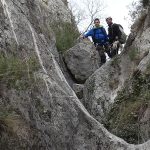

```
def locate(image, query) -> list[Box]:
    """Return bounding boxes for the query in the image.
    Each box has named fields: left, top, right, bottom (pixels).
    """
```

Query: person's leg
left=111, top=43, right=119, bottom=58
left=96, top=45, right=106, bottom=64
left=114, top=46, right=119, bottom=56
left=100, top=54, right=106, bottom=64
left=112, top=48, right=118, bottom=57
left=105, top=44, right=112, bottom=58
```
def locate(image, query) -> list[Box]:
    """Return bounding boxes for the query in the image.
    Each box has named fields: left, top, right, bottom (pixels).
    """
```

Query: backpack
left=117, top=24, right=127, bottom=44
left=92, top=27, right=105, bottom=45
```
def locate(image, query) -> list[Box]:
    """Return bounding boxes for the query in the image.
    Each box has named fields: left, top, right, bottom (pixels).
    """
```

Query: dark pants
left=110, top=47, right=119, bottom=58
left=96, top=44, right=111, bottom=64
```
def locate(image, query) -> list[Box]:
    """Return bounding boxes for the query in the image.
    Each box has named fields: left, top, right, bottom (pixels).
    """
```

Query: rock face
left=105, top=5, right=150, bottom=144
left=72, top=83, right=84, bottom=99
left=83, top=58, right=122, bottom=123
left=0, top=0, right=150, bottom=149
left=83, top=3, right=150, bottom=145
left=64, top=40, right=100, bottom=82
left=140, top=105, right=150, bottom=142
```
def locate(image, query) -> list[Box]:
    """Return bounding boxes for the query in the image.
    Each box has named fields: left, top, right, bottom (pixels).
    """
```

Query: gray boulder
left=64, top=40, right=100, bottom=82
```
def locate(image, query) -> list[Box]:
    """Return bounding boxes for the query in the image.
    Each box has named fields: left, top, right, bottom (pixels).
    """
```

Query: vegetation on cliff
left=105, top=70, right=150, bottom=144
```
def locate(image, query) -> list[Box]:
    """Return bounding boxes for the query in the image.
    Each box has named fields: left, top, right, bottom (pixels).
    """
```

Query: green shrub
left=105, top=72, right=150, bottom=144
left=0, top=54, right=40, bottom=90
left=51, top=22, right=79, bottom=52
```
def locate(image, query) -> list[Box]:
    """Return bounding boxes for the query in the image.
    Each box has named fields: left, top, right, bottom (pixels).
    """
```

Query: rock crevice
left=0, top=0, right=150, bottom=149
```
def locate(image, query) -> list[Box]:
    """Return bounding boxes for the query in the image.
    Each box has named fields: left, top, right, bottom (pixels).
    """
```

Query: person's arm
left=107, top=27, right=113, bottom=44
left=114, top=24, right=121, bottom=40
left=101, top=27, right=109, bottom=42
left=84, top=29, right=94, bottom=38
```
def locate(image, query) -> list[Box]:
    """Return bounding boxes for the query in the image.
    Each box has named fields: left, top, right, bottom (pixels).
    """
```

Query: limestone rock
left=64, top=40, right=100, bottom=82
left=139, top=106, right=150, bottom=143
left=83, top=58, right=123, bottom=123
left=0, top=0, right=150, bottom=149
left=83, top=3, right=150, bottom=145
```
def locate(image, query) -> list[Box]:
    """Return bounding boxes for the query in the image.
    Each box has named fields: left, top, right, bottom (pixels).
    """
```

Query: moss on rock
left=128, top=48, right=140, bottom=62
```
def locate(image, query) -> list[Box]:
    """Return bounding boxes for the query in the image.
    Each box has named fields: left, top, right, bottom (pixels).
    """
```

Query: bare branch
left=126, top=0, right=143, bottom=26
left=68, top=0, right=106, bottom=31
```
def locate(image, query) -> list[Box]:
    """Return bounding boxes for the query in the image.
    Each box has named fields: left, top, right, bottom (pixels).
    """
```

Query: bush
left=51, top=22, right=79, bottom=52
left=0, top=54, right=40, bottom=90
left=105, top=72, right=150, bottom=144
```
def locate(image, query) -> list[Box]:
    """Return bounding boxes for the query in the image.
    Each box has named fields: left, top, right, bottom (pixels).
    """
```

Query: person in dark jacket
left=82, top=18, right=111, bottom=65
left=106, top=17, right=122, bottom=57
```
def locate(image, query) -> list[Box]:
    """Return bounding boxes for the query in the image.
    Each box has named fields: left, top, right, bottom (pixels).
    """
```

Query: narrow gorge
left=0, top=0, right=150, bottom=150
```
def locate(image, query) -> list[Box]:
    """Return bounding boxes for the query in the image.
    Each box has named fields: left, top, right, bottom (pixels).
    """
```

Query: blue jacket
left=84, top=26, right=108, bottom=45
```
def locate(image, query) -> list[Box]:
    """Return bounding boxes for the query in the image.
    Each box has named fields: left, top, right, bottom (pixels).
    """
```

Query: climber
left=81, top=18, right=111, bottom=65
left=106, top=17, right=127, bottom=57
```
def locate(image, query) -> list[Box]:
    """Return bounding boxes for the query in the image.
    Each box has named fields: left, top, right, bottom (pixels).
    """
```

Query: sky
left=104, top=0, right=135, bottom=34
left=68, top=0, right=139, bottom=35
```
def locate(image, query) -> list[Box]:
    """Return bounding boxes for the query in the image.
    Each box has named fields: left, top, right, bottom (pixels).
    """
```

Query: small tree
left=83, top=0, right=106, bottom=25
left=68, top=1, right=86, bottom=25
left=126, top=0, right=149, bottom=26
left=68, top=0, right=106, bottom=32
left=127, top=1, right=143, bottom=24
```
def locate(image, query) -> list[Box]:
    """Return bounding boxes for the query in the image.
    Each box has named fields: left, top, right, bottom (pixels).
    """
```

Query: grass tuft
left=0, top=54, right=40, bottom=90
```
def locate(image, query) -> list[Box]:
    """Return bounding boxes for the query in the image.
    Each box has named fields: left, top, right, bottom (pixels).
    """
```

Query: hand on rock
left=112, top=41, right=119, bottom=49
left=80, top=34, right=85, bottom=39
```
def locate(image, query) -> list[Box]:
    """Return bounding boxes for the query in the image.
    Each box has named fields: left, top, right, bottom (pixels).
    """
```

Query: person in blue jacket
left=82, top=18, right=111, bottom=65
